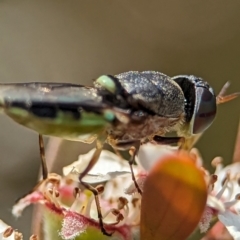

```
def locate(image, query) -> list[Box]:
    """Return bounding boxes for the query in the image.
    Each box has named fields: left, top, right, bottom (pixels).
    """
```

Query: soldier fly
left=0, top=71, right=238, bottom=236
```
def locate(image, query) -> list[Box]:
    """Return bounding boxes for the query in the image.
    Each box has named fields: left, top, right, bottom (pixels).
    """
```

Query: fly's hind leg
left=78, top=141, right=113, bottom=236
left=39, top=134, right=48, bottom=179
left=115, top=140, right=142, bottom=195
left=15, top=135, right=48, bottom=203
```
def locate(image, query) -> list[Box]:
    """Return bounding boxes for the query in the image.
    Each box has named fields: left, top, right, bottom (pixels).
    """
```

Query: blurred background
left=0, top=0, right=240, bottom=237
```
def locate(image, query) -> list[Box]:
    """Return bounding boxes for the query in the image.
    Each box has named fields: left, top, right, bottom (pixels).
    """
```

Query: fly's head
left=172, top=75, right=217, bottom=136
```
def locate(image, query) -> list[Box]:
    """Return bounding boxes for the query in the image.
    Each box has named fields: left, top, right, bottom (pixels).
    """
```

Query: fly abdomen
left=0, top=83, right=115, bottom=140
left=30, top=104, right=59, bottom=119
left=31, top=104, right=82, bottom=120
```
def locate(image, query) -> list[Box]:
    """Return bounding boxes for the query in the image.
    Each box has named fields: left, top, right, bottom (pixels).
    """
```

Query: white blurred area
left=0, top=0, right=240, bottom=236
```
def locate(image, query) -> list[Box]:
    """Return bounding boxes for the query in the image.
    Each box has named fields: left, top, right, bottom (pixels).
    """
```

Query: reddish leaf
left=141, top=152, right=207, bottom=240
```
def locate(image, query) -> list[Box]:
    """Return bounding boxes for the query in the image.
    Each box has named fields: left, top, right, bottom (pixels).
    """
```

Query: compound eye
left=192, top=86, right=216, bottom=134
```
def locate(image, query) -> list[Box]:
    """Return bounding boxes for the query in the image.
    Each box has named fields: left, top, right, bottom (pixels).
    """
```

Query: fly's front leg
left=180, top=134, right=202, bottom=150
left=153, top=135, right=200, bottom=150
left=115, top=140, right=142, bottom=195
left=153, top=135, right=185, bottom=146
left=78, top=141, right=113, bottom=237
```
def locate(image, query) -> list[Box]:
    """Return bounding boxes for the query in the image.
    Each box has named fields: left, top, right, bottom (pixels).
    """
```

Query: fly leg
left=180, top=135, right=202, bottom=150
left=15, top=135, right=49, bottom=202
left=78, top=141, right=113, bottom=236
left=39, top=136, right=111, bottom=235
left=153, top=135, right=185, bottom=146
left=115, top=140, right=142, bottom=195
left=39, top=134, right=48, bottom=179
left=153, top=135, right=198, bottom=150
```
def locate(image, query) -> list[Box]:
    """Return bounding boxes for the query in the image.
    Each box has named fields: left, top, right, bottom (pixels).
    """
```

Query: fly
left=0, top=71, right=238, bottom=236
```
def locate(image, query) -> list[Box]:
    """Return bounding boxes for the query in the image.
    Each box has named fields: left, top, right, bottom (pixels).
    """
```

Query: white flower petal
left=82, top=171, right=131, bottom=184
left=207, top=195, right=225, bottom=212
left=214, top=162, right=240, bottom=199
left=0, top=220, right=9, bottom=233
left=0, top=220, right=14, bottom=240
left=103, top=174, right=134, bottom=201
left=137, top=143, right=177, bottom=171
left=63, top=149, right=136, bottom=184
left=218, top=211, right=240, bottom=240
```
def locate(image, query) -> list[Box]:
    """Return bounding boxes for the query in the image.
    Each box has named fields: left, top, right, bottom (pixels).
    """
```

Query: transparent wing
left=0, top=82, right=105, bottom=111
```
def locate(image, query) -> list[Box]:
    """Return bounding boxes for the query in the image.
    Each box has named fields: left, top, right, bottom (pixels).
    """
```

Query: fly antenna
left=216, top=81, right=240, bottom=104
